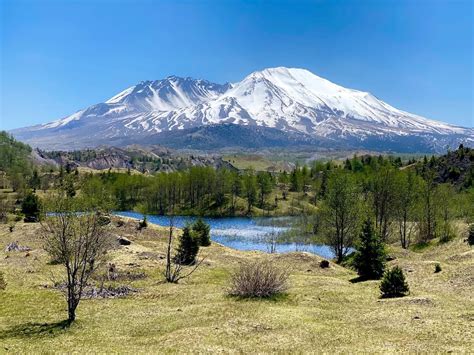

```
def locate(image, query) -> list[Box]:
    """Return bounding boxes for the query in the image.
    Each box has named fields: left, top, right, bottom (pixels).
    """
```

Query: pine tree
left=353, top=218, right=386, bottom=279
left=174, top=225, right=200, bottom=265
left=193, top=218, right=211, bottom=246
left=380, top=266, right=409, bottom=298
left=29, top=170, right=41, bottom=191
left=21, top=191, right=41, bottom=222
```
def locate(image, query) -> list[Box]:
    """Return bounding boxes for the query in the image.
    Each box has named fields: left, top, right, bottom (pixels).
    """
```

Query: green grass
left=0, top=218, right=473, bottom=352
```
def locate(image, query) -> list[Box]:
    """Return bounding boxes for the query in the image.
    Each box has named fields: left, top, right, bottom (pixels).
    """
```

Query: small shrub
left=96, top=212, right=111, bottom=226
left=434, top=263, right=442, bottom=273
left=467, top=224, right=474, bottom=246
left=380, top=266, right=409, bottom=298
left=228, top=259, right=289, bottom=298
left=193, top=218, right=211, bottom=246
left=319, top=260, right=330, bottom=268
left=0, top=271, right=6, bottom=290
left=137, top=216, right=148, bottom=230
left=439, top=223, right=455, bottom=244
left=174, top=225, right=200, bottom=265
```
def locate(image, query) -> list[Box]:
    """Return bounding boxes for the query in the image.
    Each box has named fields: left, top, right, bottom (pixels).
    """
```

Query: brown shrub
left=228, top=259, right=289, bottom=298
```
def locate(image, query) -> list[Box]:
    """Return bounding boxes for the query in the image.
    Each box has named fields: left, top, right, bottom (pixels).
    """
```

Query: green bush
left=353, top=219, right=386, bottom=280
left=174, top=225, right=200, bottom=265
left=137, top=216, right=147, bottom=230
left=319, top=260, right=330, bottom=268
left=193, top=218, right=211, bottom=246
left=468, top=224, right=474, bottom=246
left=380, top=266, right=409, bottom=298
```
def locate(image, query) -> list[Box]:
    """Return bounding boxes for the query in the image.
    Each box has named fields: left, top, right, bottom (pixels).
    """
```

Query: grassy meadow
left=0, top=217, right=472, bottom=353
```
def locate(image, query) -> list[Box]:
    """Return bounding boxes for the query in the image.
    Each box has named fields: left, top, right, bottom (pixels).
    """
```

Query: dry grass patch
left=0, top=219, right=473, bottom=352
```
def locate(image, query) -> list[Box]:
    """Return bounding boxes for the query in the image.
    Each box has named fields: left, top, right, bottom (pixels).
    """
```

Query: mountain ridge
left=10, top=67, right=473, bottom=152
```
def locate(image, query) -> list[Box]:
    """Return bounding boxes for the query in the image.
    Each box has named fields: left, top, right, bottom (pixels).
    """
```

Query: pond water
left=114, top=211, right=336, bottom=259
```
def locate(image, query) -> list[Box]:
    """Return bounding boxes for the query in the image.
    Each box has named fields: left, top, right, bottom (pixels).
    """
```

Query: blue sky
left=1, top=0, right=473, bottom=130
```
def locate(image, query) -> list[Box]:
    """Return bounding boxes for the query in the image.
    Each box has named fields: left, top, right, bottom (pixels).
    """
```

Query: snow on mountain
left=10, top=67, right=473, bottom=151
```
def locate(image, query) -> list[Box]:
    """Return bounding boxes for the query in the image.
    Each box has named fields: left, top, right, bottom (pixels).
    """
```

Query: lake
left=114, top=211, right=336, bottom=259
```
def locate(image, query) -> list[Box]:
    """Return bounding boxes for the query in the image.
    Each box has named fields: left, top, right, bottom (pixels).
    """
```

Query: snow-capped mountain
left=11, top=67, right=473, bottom=151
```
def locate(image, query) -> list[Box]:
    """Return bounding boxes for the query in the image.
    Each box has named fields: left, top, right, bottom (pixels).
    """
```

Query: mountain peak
left=11, top=67, right=473, bottom=152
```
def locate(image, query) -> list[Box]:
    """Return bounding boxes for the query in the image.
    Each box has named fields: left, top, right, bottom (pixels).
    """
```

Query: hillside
left=417, top=145, right=474, bottom=188
left=39, top=146, right=236, bottom=173
left=0, top=131, right=33, bottom=174
left=0, top=217, right=472, bottom=352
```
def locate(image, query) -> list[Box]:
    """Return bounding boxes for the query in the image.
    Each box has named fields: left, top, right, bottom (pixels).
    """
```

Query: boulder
left=5, top=241, right=32, bottom=252
left=117, top=236, right=132, bottom=246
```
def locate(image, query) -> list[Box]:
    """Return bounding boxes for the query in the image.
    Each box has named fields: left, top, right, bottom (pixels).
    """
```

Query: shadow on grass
left=349, top=275, right=382, bottom=283
left=226, top=292, right=290, bottom=303
left=0, top=320, right=70, bottom=340
left=349, top=275, right=369, bottom=283
left=410, top=241, right=432, bottom=252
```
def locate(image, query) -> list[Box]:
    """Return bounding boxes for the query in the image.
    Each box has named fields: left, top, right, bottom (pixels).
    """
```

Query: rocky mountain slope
left=39, top=146, right=235, bottom=173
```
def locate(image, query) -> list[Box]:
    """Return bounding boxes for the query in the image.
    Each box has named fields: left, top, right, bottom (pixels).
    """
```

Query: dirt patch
left=52, top=282, right=137, bottom=299
left=446, top=250, right=474, bottom=262
left=137, top=251, right=165, bottom=261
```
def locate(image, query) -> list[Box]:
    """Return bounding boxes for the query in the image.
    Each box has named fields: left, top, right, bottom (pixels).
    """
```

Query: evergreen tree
left=193, top=218, right=211, bottom=246
left=21, top=191, right=41, bottom=222
left=243, top=169, right=257, bottom=214
left=380, top=266, right=409, bottom=298
left=257, top=172, right=273, bottom=209
left=174, top=225, right=200, bottom=265
left=353, top=218, right=386, bottom=279
left=29, top=170, right=41, bottom=191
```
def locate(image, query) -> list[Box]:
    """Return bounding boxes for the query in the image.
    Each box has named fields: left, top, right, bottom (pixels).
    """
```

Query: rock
left=117, top=236, right=132, bottom=246
left=5, top=242, right=32, bottom=252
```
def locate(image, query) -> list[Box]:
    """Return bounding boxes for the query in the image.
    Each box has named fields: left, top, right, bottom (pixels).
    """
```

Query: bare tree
left=41, top=195, right=114, bottom=324
left=266, top=229, right=278, bottom=254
